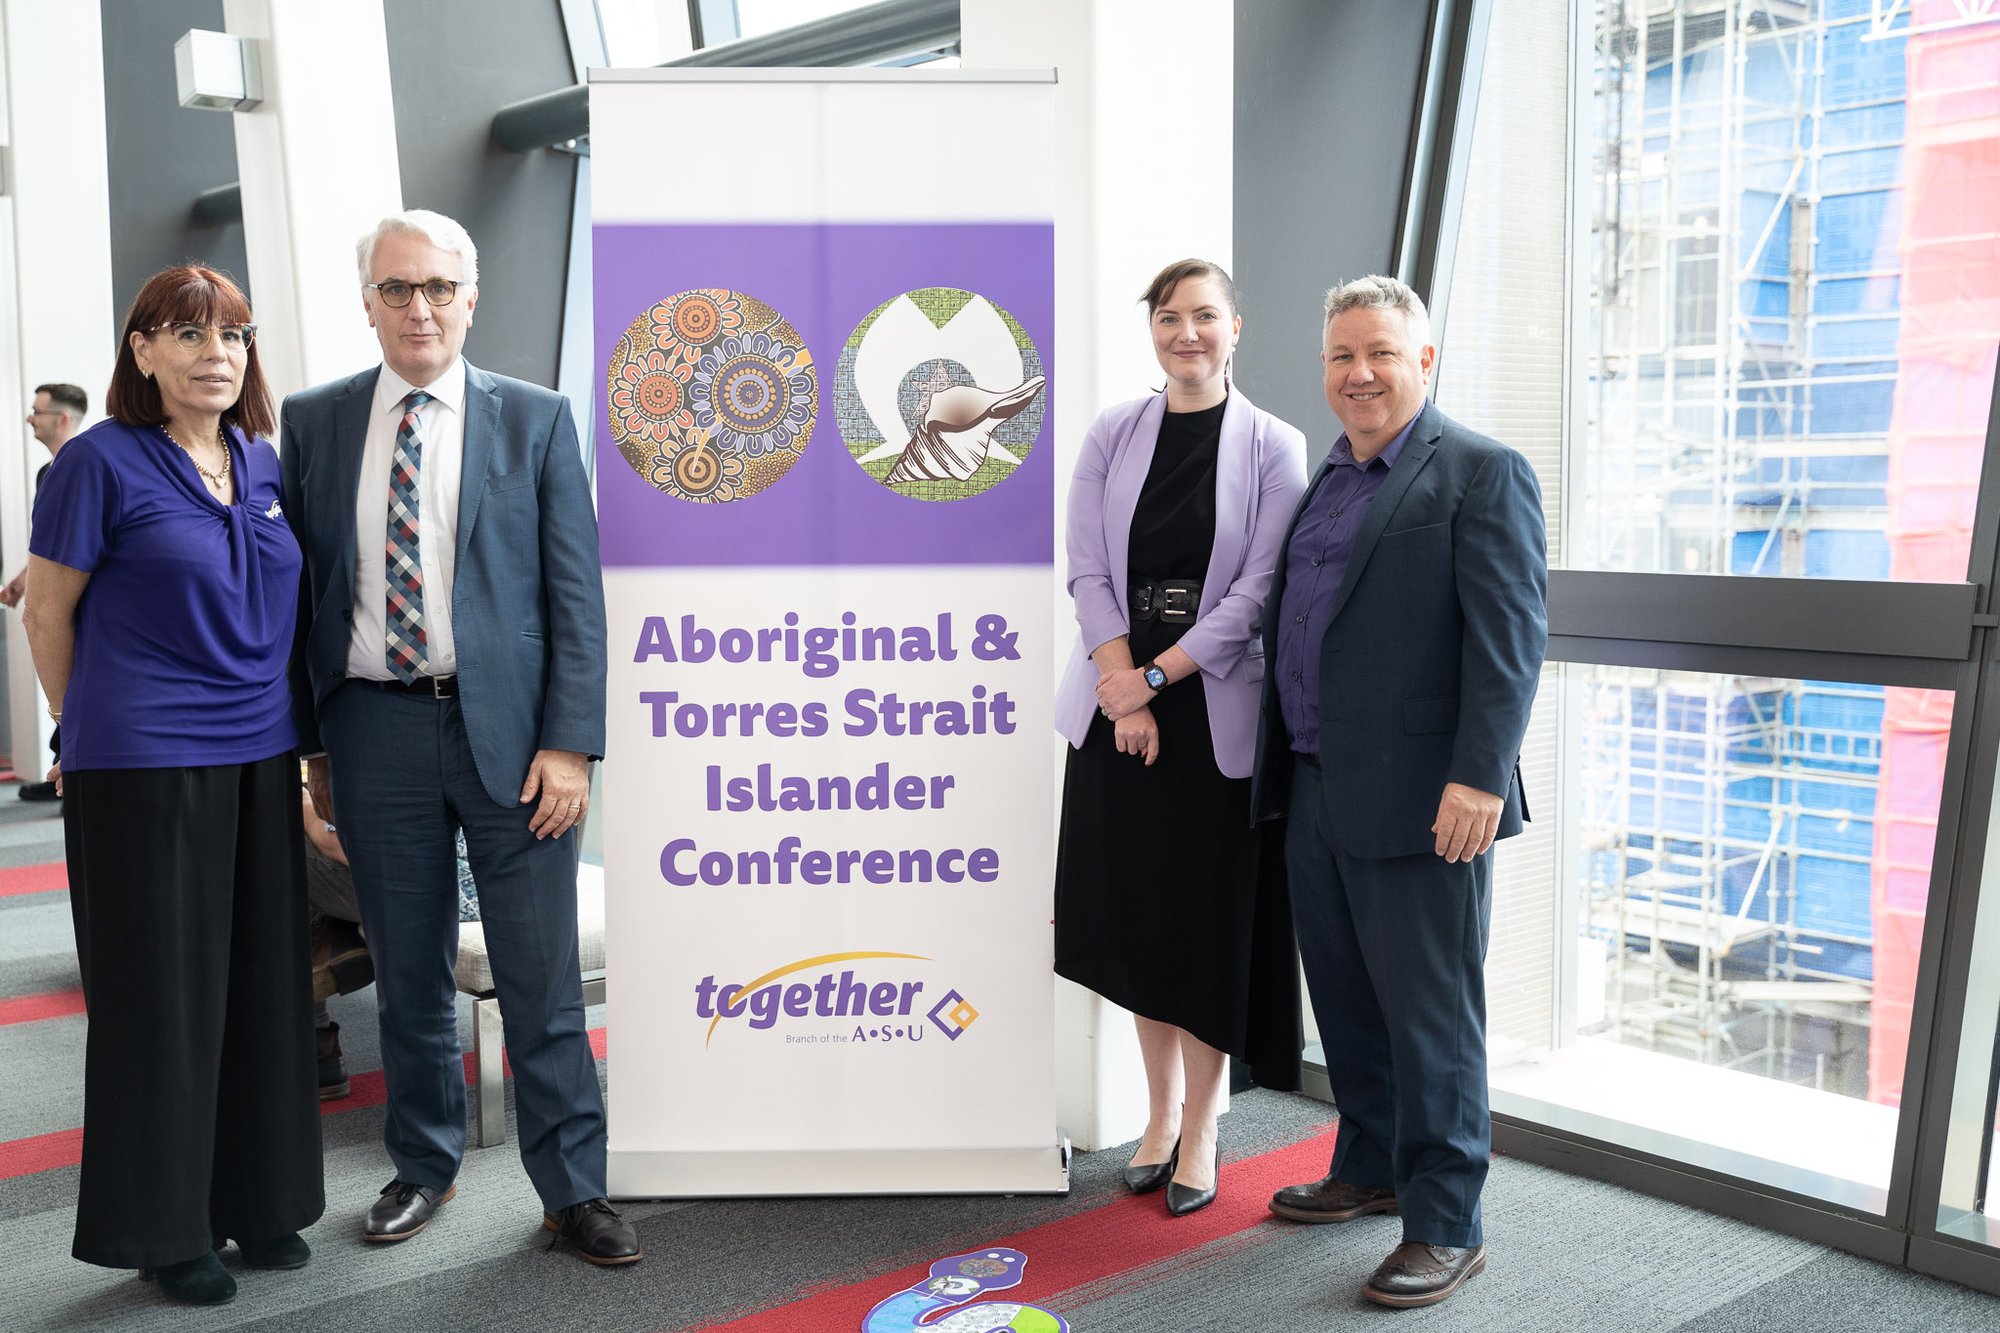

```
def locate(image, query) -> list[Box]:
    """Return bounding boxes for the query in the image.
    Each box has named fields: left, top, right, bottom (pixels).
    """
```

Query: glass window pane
left=1490, top=663, right=1947, bottom=1211
left=1579, top=1, right=2000, bottom=580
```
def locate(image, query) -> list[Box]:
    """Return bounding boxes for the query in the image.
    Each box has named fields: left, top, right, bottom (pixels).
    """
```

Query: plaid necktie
left=385, top=390, right=433, bottom=682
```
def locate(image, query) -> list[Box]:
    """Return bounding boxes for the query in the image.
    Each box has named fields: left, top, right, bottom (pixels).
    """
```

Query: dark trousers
left=1284, top=756, right=1492, bottom=1248
left=320, top=683, right=605, bottom=1209
left=64, top=754, right=324, bottom=1268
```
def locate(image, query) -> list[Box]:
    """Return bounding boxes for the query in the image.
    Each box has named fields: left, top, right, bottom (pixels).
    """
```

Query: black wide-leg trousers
left=64, top=752, right=325, bottom=1269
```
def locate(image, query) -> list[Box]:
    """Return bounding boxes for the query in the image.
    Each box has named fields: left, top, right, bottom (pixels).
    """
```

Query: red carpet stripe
left=0, top=862, right=66, bottom=898
left=0, top=1127, right=83, bottom=1180
left=0, top=1024, right=612, bottom=1180
left=681, top=1128, right=1339, bottom=1333
left=0, top=987, right=85, bottom=1026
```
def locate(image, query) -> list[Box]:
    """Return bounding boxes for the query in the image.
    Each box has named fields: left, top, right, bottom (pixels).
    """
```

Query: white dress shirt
left=345, top=358, right=465, bottom=680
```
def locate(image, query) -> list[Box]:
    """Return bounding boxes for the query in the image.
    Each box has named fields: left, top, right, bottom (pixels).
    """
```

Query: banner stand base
left=609, top=1136, right=1071, bottom=1199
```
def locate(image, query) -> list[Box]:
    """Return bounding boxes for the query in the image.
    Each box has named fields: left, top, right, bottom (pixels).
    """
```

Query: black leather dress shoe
left=364, top=1179, right=455, bottom=1241
left=1363, top=1242, right=1486, bottom=1307
left=1121, top=1137, right=1179, bottom=1195
left=544, top=1198, right=643, bottom=1265
left=1268, top=1172, right=1399, bottom=1224
left=141, top=1251, right=236, bottom=1305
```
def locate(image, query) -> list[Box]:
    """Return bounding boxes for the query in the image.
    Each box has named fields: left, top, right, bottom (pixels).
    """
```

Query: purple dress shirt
left=1274, top=419, right=1419, bottom=755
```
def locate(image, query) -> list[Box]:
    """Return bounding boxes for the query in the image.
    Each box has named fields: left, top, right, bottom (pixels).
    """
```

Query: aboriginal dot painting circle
left=605, top=288, right=816, bottom=504
left=833, top=288, right=1046, bottom=502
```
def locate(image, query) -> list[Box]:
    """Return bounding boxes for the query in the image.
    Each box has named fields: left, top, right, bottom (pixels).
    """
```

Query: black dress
left=1053, top=401, right=1301, bottom=1091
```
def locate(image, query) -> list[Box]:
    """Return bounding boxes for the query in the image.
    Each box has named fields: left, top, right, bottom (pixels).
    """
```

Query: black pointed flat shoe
left=1122, top=1137, right=1180, bottom=1195
left=231, top=1232, right=311, bottom=1270
left=140, top=1251, right=236, bottom=1305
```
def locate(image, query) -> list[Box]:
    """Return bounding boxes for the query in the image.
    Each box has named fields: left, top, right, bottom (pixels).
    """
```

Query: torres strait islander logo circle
left=694, top=951, right=981, bottom=1048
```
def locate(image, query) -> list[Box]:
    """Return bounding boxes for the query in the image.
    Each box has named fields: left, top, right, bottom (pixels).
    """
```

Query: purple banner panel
left=593, top=223, right=1055, bottom=569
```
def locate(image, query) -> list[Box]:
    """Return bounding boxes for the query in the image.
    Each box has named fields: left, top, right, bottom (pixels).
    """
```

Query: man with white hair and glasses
left=1252, top=275, right=1546, bottom=1307
left=281, top=209, right=636, bottom=1265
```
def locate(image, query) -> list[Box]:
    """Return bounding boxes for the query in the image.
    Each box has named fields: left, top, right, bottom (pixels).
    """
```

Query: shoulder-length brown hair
left=105, top=265, right=275, bottom=439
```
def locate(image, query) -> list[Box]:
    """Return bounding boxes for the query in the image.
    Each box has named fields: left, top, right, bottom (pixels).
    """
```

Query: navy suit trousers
left=1285, top=756, right=1491, bottom=1248
left=321, top=682, right=605, bottom=1209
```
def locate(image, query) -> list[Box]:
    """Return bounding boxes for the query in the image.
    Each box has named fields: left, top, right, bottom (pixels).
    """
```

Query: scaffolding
left=1579, top=670, right=1880, bottom=1085
left=1583, top=1, right=1932, bottom=1093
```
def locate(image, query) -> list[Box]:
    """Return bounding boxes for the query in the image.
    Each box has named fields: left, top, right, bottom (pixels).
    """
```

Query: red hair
left=105, top=265, right=275, bottom=439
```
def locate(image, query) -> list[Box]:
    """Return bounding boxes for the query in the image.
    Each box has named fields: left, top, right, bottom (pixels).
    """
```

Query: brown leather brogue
left=1363, top=1242, right=1486, bottom=1307
left=1267, top=1173, right=1399, bottom=1224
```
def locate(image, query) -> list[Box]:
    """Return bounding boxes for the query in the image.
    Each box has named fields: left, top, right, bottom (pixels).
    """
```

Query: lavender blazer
left=1056, top=387, right=1307, bottom=778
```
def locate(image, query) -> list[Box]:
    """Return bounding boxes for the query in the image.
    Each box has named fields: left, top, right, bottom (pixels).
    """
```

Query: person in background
left=24, top=267, right=321, bottom=1306
left=5, top=382, right=89, bottom=802
left=1054, top=258, right=1307, bottom=1219
left=301, top=791, right=482, bottom=1099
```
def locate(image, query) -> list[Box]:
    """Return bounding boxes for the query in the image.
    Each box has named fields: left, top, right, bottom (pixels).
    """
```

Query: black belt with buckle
left=1130, top=577, right=1203, bottom=624
left=360, top=674, right=458, bottom=699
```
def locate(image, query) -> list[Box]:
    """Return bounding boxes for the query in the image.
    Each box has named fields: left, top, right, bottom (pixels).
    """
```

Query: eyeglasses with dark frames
left=149, top=322, right=256, bottom=351
left=367, top=278, right=468, bottom=308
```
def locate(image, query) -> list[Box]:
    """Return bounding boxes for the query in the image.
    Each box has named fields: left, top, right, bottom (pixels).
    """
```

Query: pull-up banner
left=591, top=69, right=1065, bottom=1196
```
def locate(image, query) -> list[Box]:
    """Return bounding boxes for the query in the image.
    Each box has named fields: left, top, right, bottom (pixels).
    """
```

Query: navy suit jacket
left=1250, top=401, right=1547, bottom=860
left=280, top=362, right=607, bottom=808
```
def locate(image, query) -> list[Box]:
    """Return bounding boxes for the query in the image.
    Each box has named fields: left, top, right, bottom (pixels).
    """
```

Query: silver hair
left=1322, top=275, right=1431, bottom=348
left=356, top=209, right=479, bottom=288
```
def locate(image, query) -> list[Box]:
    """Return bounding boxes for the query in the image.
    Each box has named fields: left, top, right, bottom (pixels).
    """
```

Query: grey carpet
left=5, top=838, right=2000, bottom=1329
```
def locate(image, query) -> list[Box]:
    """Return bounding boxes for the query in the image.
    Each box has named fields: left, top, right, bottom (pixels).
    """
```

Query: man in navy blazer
left=281, top=210, right=637, bottom=1265
left=1252, top=276, right=1546, bottom=1307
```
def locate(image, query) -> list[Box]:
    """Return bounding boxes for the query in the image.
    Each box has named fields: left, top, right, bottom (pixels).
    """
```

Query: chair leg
left=474, top=994, right=506, bottom=1148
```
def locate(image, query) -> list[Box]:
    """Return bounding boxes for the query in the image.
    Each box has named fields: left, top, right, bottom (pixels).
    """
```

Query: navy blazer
left=280, top=362, right=608, bottom=807
left=1250, top=401, right=1547, bottom=859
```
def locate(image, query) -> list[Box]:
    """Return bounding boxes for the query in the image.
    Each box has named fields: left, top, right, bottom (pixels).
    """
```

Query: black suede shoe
left=1268, top=1172, right=1399, bottom=1223
left=233, top=1232, right=311, bottom=1270
left=364, top=1179, right=455, bottom=1241
left=1363, top=1242, right=1486, bottom=1307
left=1121, top=1137, right=1179, bottom=1195
left=543, top=1198, right=643, bottom=1266
left=141, top=1251, right=236, bottom=1305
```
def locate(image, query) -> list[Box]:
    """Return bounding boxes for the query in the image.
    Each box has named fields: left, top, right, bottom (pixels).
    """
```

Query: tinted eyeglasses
left=367, top=278, right=467, bottom=308
left=150, top=322, right=256, bottom=351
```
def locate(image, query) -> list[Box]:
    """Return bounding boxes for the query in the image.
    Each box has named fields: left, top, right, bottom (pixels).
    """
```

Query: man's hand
left=47, top=761, right=60, bottom=798
left=1095, top=666, right=1156, bottom=723
left=306, top=754, right=334, bottom=823
left=0, top=569, right=25, bottom=608
left=521, top=748, right=592, bottom=839
left=1432, top=781, right=1503, bottom=862
left=1113, top=705, right=1160, bottom=766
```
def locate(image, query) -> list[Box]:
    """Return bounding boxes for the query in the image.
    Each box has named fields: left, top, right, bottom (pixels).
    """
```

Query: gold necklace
left=161, top=424, right=232, bottom=488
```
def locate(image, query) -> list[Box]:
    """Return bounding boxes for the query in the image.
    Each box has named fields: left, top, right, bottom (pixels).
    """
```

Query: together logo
left=693, top=951, right=982, bottom=1048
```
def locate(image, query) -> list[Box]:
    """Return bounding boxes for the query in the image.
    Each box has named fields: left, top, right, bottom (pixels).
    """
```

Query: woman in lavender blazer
left=1054, top=259, right=1307, bottom=1217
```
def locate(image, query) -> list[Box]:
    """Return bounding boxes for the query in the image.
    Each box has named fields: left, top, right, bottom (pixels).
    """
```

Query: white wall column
left=221, top=0, right=404, bottom=408
left=0, top=0, right=115, bottom=783
left=961, top=0, right=1235, bottom=1153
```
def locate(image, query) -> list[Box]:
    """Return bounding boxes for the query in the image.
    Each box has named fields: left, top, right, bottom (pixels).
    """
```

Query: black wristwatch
left=1141, top=662, right=1168, bottom=691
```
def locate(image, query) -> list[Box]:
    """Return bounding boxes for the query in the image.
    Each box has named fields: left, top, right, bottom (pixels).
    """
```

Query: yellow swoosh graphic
left=705, top=951, right=932, bottom=1046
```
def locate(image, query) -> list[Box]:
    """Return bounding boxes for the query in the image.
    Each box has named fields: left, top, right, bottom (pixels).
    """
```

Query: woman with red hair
left=24, top=266, right=321, bottom=1305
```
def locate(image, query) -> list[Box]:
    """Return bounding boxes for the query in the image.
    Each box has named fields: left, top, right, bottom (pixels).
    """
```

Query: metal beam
left=490, top=0, right=959, bottom=152
left=192, top=181, right=242, bottom=227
